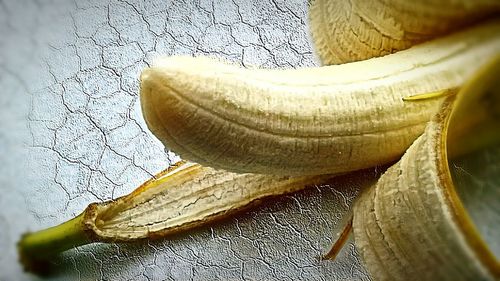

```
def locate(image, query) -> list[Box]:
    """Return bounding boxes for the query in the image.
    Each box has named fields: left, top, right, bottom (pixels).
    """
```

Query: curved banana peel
left=309, top=0, right=500, bottom=65
left=349, top=55, right=500, bottom=281
left=140, top=19, right=500, bottom=176
left=84, top=162, right=334, bottom=242
left=17, top=161, right=336, bottom=273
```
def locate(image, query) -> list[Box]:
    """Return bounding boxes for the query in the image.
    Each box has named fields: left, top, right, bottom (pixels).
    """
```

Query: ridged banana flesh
left=83, top=161, right=334, bottom=241
left=140, top=20, right=500, bottom=176
left=309, top=0, right=500, bottom=65
left=352, top=55, right=500, bottom=281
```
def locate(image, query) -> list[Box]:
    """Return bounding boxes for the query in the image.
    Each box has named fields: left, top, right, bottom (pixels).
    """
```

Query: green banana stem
left=17, top=212, right=92, bottom=274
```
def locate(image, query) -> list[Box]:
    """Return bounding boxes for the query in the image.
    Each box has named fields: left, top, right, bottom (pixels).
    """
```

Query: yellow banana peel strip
left=18, top=161, right=335, bottom=273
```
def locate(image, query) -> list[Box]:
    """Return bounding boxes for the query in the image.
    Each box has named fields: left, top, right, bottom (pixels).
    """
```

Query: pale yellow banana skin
left=352, top=56, right=500, bottom=281
left=310, top=0, right=500, bottom=64
left=353, top=118, right=496, bottom=280
left=353, top=100, right=499, bottom=281
left=84, top=161, right=334, bottom=241
left=140, top=20, right=500, bottom=176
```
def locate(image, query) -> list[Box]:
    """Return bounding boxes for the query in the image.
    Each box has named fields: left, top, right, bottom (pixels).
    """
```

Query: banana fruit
left=19, top=1, right=500, bottom=277
left=140, top=19, right=500, bottom=176
left=309, top=0, right=500, bottom=65
left=352, top=55, right=500, bottom=281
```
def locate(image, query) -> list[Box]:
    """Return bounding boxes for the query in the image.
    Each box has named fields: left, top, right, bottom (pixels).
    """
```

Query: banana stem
left=17, top=211, right=92, bottom=274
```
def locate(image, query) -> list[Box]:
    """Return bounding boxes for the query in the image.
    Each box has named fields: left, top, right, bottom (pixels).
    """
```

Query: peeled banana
left=140, top=19, right=500, bottom=176
left=309, top=0, right=500, bottom=65
left=18, top=1, right=500, bottom=277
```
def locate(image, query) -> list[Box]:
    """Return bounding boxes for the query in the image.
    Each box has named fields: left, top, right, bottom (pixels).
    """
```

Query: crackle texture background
left=0, top=0, right=375, bottom=280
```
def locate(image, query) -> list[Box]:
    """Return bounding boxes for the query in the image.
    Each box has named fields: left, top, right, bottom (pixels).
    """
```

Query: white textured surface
left=0, top=0, right=372, bottom=280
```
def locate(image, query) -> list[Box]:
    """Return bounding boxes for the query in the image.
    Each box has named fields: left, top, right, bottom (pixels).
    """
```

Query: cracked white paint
left=0, top=0, right=372, bottom=280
